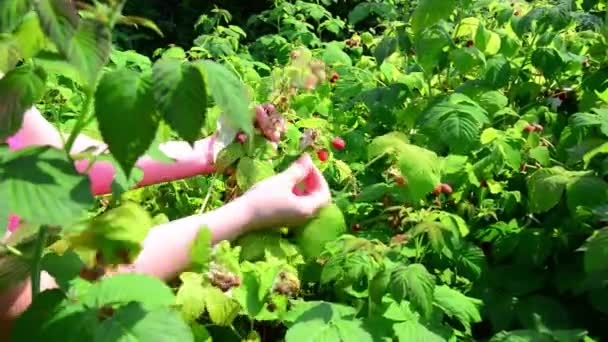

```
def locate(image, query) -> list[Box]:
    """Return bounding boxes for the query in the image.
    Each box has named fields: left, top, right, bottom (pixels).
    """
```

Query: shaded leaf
left=411, top=0, right=457, bottom=33
left=95, top=68, right=159, bottom=176
left=433, top=285, right=482, bottom=333
left=153, top=59, right=207, bottom=143
left=390, top=263, right=435, bottom=318
left=527, top=167, right=570, bottom=213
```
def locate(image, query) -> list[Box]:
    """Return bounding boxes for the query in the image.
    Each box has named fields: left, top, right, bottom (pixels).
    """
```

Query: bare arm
left=8, top=107, right=219, bottom=196
left=0, top=154, right=331, bottom=337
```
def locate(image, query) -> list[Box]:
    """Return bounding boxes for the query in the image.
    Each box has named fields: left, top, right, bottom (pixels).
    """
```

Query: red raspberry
left=433, top=184, right=443, bottom=195
left=395, top=176, right=405, bottom=186
left=331, top=137, right=345, bottom=150
left=441, top=183, right=453, bottom=194
left=317, top=149, right=329, bottom=162
left=329, top=72, right=339, bottom=83
left=236, top=132, right=247, bottom=144
left=524, top=124, right=536, bottom=133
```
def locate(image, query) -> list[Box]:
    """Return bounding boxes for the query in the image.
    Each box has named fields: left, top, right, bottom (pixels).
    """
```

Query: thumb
left=281, top=154, right=313, bottom=184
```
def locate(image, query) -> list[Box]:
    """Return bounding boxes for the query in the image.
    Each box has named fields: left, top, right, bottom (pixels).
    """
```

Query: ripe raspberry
left=441, top=183, right=453, bottom=194
left=317, top=149, right=329, bottom=162
left=329, top=72, right=339, bottom=83
left=236, top=132, right=247, bottom=144
left=433, top=184, right=443, bottom=195
left=331, top=137, right=345, bottom=150
left=351, top=223, right=361, bottom=232
left=524, top=124, right=535, bottom=132
left=395, top=176, right=405, bottom=186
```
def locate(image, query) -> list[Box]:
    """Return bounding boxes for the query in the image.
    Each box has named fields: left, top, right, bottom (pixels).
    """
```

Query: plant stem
left=64, top=88, right=95, bottom=154
left=31, top=225, right=49, bottom=299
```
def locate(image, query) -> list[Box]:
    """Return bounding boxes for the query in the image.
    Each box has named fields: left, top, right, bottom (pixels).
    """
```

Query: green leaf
left=583, top=228, right=608, bottom=274
left=477, top=90, right=508, bottom=115
left=397, top=144, right=441, bottom=202
left=236, top=157, right=274, bottom=191
left=175, top=272, right=207, bottom=322
left=566, top=176, right=608, bottom=214
left=294, top=203, right=347, bottom=260
left=433, top=285, right=482, bottom=333
left=323, top=42, right=352, bottom=66
left=475, top=24, right=501, bottom=55
left=583, top=142, right=608, bottom=168
left=529, top=146, right=550, bottom=166
left=34, top=0, right=79, bottom=54
left=72, top=202, right=154, bottom=265
left=285, top=302, right=373, bottom=342
left=527, top=167, right=570, bottom=214
left=393, top=320, right=445, bottom=342
left=190, top=226, right=212, bottom=271
left=95, top=303, right=194, bottom=342
left=368, top=131, right=410, bottom=159
left=414, top=27, right=450, bottom=74
left=450, top=47, right=485, bottom=74
left=95, top=68, right=159, bottom=176
left=374, top=36, right=397, bottom=66
left=0, top=63, right=46, bottom=140
left=411, top=0, right=457, bottom=33
left=1, top=146, right=93, bottom=226
left=204, top=286, right=241, bottom=326
left=0, top=0, right=32, bottom=33
left=152, top=59, right=207, bottom=143
left=12, top=11, right=46, bottom=59
left=490, top=330, right=552, bottom=342
left=439, top=112, right=480, bottom=154
left=66, top=19, right=112, bottom=87
left=197, top=60, right=253, bottom=136
left=389, top=264, right=435, bottom=319
left=531, top=47, right=564, bottom=79
left=484, top=55, right=512, bottom=89
left=41, top=251, right=84, bottom=290
left=84, top=273, right=175, bottom=310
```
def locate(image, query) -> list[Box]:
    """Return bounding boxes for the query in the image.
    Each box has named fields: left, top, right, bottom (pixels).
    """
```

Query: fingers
left=281, top=153, right=314, bottom=184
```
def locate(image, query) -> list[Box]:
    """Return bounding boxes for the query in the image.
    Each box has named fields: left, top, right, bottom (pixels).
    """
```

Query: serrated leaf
left=64, top=18, right=111, bottom=87
left=368, top=131, right=410, bottom=159
left=414, top=26, right=450, bottom=74
left=529, top=146, right=550, bottom=166
left=41, top=250, right=83, bottom=290
left=566, top=176, right=608, bottom=214
left=396, top=145, right=441, bottom=202
left=583, top=142, right=608, bottom=168
left=389, top=264, right=435, bottom=318
left=95, top=303, right=194, bottom=342
left=95, top=68, right=159, bottom=176
left=236, top=157, right=275, bottom=191
left=583, top=228, right=608, bottom=274
left=71, top=202, right=153, bottom=265
left=0, top=0, right=32, bottom=33
left=439, top=112, right=480, bottom=154
left=484, top=55, right=511, bottom=89
left=204, top=286, right=240, bottom=326
left=475, top=24, right=501, bottom=55
left=84, top=273, right=175, bottom=310
left=374, top=36, right=397, bottom=66
left=527, top=167, right=570, bottom=214
left=152, top=59, right=207, bottom=143
left=175, top=272, right=207, bottom=322
left=34, top=0, right=79, bottom=54
left=1, top=146, right=93, bottom=226
left=394, top=320, right=445, bottom=342
left=190, top=226, right=212, bottom=271
left=411, top=0, right=457, bottom=33
left=323, top=42, right=352, bottom=66
left=198, top=60, right=253, bottom=135
left=531, top=47, right=564, bottom=79
left=433, top=285, right=482, bottom=333
left=450, top=47, right=485, bottom=74
left=0, top=63, right=46, bottom=140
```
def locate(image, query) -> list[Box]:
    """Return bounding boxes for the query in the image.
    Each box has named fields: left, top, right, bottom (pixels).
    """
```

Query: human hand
left=239, top=153, right=331, bottom=231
